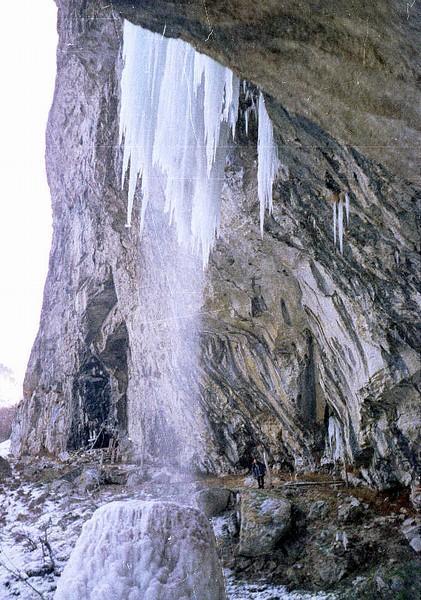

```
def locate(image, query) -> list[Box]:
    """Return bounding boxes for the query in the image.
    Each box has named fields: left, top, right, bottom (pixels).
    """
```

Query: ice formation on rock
left=327, top=416, right=344, bottom=462
left=54, top=500, right=226, bottom=600
left=331, top=193, right=350, bottom=254
left=120, top=22, right=281, bottom=265
left=119, top=21, right=239, bottom=266
left=257, top=92, right=280, bottom=236
left=337, top=196, right=344, bottom=254
left=345, top=192, right=350, bottom=225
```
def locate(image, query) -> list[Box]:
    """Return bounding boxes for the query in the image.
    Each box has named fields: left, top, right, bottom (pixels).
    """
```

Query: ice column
left=257, top=92, right=280, bottom=236
left=337, top=197, right=344, bottom=254
left=331, top=193, right=350, bottom=254
left=54, top=501, right=226, bottom=600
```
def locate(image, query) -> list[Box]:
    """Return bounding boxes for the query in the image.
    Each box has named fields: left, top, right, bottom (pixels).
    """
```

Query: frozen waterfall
left=119, top=21, right=239, bottom=266
left=118, top=22, right=281, bottom=468
left=54, top=500, right=226, bottom=600
left=119, top=21, right=279, bottom=266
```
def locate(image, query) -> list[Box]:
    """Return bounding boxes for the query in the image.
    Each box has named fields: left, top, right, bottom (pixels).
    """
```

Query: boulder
left=409, top=536, right=421, bottom=553
left=0, top=456, right=12, bottom=480
left=401, top=517, right=421, bottom=553
left=54, top=500, right=226, bottom=600
left=238, top=491, right=292, bottom=556
left=337, top=497, right=364, bottom=523
left=101, top=465, right=129, bottom=486
left=308, top=500, right=329, bottom=521
left=195, top=488, right=231, bottom=517
left=76, top=467, right=103, bottom=493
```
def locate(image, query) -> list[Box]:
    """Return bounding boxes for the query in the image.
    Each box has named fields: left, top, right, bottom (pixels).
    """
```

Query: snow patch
left=259, top=498, right=280, bottom=515
left=224, top=570, right=336, bottom=599
left=0, top=439, right=11, bottom=458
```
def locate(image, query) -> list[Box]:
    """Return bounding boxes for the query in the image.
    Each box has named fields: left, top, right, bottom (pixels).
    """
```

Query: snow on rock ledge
left=54, top=500, right=226, bottom=600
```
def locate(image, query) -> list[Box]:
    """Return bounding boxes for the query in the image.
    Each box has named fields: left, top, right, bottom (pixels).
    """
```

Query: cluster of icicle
left=119, top=21, right=279, bottom=266
left=332, top=192, right=350, bottom=254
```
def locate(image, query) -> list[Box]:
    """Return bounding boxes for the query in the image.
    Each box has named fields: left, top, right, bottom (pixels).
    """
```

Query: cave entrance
left=68, top=355, right=114, bottom=450
left=67, top=272, right=129, bottom=453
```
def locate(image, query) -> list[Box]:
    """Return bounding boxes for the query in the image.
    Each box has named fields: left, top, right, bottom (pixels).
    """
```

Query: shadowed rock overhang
left=112, top=0, right=421, bottom=184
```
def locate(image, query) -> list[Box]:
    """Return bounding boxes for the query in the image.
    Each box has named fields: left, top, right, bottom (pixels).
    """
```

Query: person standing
left=251, top=457, right=266, bottom=489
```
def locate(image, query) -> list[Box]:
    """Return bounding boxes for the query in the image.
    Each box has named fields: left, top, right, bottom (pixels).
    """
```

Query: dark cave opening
left=68, top=355, right=114, bottom=450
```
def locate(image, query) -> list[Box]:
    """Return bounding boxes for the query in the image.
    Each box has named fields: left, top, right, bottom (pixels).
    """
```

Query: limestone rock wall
left=11, top=0, right=420, bottom=489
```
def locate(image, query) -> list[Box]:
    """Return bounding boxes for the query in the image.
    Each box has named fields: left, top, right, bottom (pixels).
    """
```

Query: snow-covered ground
left=213, top=516, right=336, bottom=600
left=225, top=572, right=335, bottom=600
left=0, top=464, right=145, bottom=599
left=0, top=439, right=11, bottom=458
left=0, top=462, right=334, bottom=599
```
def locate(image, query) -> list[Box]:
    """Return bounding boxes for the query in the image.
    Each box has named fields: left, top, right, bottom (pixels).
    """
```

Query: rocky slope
left=0, top=452, right=419, bottom=599
left=11, top=0, right=420, bottom=493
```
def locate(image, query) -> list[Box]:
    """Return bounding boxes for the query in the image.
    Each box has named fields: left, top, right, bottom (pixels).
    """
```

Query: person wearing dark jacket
left=251, top=458, right=266, bottom=489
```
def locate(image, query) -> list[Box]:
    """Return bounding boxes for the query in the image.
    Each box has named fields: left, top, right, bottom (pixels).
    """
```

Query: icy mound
left=54, top=500, right=226, bottom=600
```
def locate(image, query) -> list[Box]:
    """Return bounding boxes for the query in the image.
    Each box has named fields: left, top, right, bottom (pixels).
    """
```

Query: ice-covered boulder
left=75, top=466, right=102, bottom=493
left=238, top=491, right=291, bottom=556
left=54, top=500, right=226, bottom=600
left=195, top=487, right=232, bottom=517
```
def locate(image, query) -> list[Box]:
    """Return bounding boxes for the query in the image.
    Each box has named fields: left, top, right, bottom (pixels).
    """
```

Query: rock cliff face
left=12, top=0, right=420, bottom=490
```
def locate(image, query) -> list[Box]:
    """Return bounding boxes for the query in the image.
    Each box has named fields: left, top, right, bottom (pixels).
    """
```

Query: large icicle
left=119, top=21, right=239, bottom=266
left=337, top=197, right=344, bottom=254
left=345, top=192, right=350, bottom=224
left=257, top=92, right=280, bottom=236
